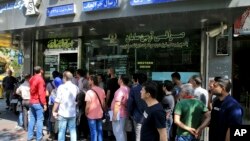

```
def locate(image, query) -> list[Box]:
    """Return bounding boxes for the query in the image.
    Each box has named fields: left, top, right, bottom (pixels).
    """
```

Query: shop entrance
left=44, top=52, right=77, bottom=80
left=233, top=39, right=250, bottom=121
left=59, top=53, right=77, bottom=72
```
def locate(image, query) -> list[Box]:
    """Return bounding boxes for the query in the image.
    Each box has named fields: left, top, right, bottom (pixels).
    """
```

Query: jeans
left=87, top=118, right=103, bottom=141
left=166, top=117, right=173, bottom=140
left=175, top=135, right=199, bottom=141
left=112, top=117, right=127, bottom=141
left=18, top=111, right=23, bottom=126
left=132, top=120, right=142, bottom=141
left=27, top=104, right=44, bottom=141
left=58, top=116, right=77, bottom=141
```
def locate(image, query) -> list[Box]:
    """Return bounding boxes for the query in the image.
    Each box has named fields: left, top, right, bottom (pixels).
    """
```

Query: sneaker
left=15, top=125, right=23, bottom=131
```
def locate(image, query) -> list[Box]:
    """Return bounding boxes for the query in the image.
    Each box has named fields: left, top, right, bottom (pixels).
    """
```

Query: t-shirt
left=194, top=86, right=209, bottom=106
left=141, top=103, right=166, bottom=141
left=209, top=95, right=243, bottom=141
left=161, top=93, right=175, bottom=114
left=111, top=86, right=130, bottom=118
left=174, top=99, right=208, bottom=136
left=85, top=86, right=106, bottom=119
left=106, top=77, right=119, bottom=107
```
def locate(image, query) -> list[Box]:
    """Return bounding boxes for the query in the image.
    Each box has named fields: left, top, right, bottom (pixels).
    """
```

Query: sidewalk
left=0, top=98, right=49, bottom=141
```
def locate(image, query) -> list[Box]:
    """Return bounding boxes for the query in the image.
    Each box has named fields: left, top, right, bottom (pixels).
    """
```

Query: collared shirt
left=55, top=81, right=79, bottom=118
left=16, top=81, right=30, bottom=100
left=111, top=85, right=130, bottom=118
left=127, top=84, right=147, bottom=123
left=29, top=74, right=46, bottom=105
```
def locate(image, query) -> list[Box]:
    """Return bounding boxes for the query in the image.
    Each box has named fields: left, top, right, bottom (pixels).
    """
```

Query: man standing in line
left=174, top=83, right=210, bottom=141
left=189, top=75, right=209, bottom=107
left=2, top=70, right=18, bottom=110
left=209, top=77, right=243, bottom=141
left=127, top=72, right=147, bottom=141
left=140, top=81, right=167, bottom=141
left=106, top=67, right=119, bottom=108
left=53, top=71, right=79, bottom=141
left=27, top=66, right=47, bottom=141
left=171, top=72, right=182, bottom=102
left=170, top=72, right=182, bottom=141
left=85, top=75, right=106, bottom=141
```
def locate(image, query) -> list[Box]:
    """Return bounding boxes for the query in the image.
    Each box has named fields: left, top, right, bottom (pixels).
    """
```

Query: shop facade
left=0, top=0, right=249, bottom=86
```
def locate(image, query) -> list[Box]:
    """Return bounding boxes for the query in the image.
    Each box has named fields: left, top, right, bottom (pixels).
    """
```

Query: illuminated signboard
left=130, top=0, right=181, bottom=6
left=83, top=0, right=119, bottom=12
left=47, top=4, right=75, bottom=17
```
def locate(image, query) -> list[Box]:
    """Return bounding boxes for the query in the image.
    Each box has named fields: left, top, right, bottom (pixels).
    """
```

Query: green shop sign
left=47, top=39, right=74, bottom=49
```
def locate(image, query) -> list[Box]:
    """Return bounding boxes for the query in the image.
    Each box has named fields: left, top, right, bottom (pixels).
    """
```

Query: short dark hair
left=163, top=80, right=173, bottom=91
left=89, top=75, right=98, bottom=86
left=171, top=72, right=181, bottom=80
left=76, top=69, right=87, bottom=77
left=34, top=66, right=42, bottom=74
left=52, top=71, right=60, bottom=79
left=24, top=74, right=31, bottom=80
left=133, top=72, right=147, bottom=85
left=215, top=78, right=232, bottom=93
left=142, top=81, right=158, bottom=99
left=120, top=74, right=129, bottom=85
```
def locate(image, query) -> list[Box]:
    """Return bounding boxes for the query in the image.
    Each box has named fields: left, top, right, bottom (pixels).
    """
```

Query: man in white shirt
left=52, top=71, right=79, bottom=141
left=189, top=75, right=209, bottom=107
left=16, top=74, right=31, bottom=131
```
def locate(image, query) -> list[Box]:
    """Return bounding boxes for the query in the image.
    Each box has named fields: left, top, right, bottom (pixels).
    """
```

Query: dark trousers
left=22, top=99, right=29, bottom=131
left=77, top=114, right=89, bottom=139
left=5, top=90, right=13, bottom=107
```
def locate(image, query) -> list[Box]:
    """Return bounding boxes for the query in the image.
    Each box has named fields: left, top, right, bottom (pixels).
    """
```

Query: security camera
left=206, top=24, right=227, bottom=38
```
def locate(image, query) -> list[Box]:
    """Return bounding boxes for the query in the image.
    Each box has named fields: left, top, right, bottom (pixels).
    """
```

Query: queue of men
left=2, top=67, right=244, bottom=141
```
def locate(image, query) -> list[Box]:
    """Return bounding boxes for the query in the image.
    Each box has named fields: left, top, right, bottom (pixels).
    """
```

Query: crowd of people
left=1, top=67, right=244, bottom=141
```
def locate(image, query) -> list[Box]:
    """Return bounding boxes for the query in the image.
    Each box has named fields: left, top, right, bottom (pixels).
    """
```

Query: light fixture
left=200, top=18, right=208, bottom=23
left=90, top=27, right=96, bottom=31
left=233, top=34, right=239, bottom=37
left=139, top=23, right=145, bottom=27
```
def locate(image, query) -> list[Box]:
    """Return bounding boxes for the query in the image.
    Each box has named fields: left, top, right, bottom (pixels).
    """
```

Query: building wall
left=208, top=27, right=233, bottom=79
left=0, top=0, right=250, bottom=31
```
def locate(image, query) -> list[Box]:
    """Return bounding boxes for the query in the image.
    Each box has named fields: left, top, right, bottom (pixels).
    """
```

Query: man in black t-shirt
left=2, top=70, right=18, bottom=109
left=105, top=67, right=119, bottom=108
left=209, top=78, right=243, bottom=141
left=140, top=81, right=167, bottom=141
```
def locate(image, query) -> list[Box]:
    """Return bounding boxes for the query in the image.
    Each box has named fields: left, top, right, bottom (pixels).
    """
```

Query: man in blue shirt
left=127, top=72, right=147, bottom=141
left=209, top=77, right=243, bottom=141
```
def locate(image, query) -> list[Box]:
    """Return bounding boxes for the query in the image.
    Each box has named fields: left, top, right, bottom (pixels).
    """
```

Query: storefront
left=0, top=0, right=249, bottom=83
left=36, top=27, right=80, bottom=79
left=84, top=27, right=201, bottom=83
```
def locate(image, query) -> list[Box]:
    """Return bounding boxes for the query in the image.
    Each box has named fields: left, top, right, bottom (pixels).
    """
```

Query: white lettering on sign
left=234, top=129, right=247, bottom=136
